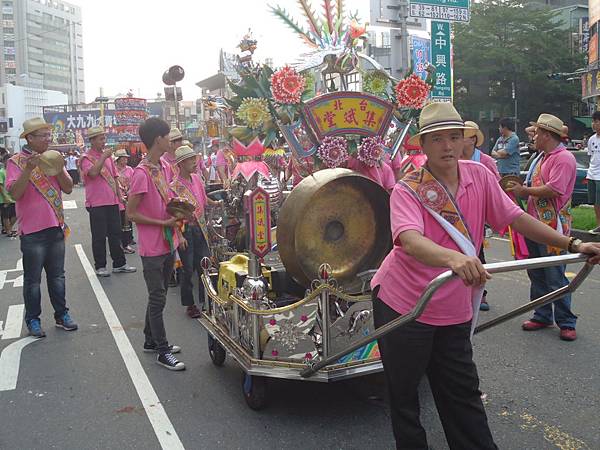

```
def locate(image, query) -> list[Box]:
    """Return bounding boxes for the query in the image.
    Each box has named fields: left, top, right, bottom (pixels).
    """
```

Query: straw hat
left=174, top=145, right=196, bottom=165
left=20, top=117, right=52, bottom=139
left=464, top=121, right=484, bottom=147
left=38, top=150, right=65, bottom=176
left=529, top=114, right=567, bottom=138
left=408, top=103, right=467, bottom=145
left=169, top=128, right=183, bottom=142
left=114, top=149, right=129, bottom=159
left=87, top=126, right=106, bottom=139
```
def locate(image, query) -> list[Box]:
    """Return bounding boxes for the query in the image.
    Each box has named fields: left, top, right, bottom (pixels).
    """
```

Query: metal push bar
left=300, top=253, right=594, bottom=378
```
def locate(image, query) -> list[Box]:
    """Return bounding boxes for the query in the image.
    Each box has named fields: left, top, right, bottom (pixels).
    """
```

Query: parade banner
left=303, top=92, right=394, bottom=139
left=430, top=21, right=453, bottom=101
left=411, top=36, right=431, bottom=80
left=114, top=97, right=147, bottom=111
left=409, top=0, right=470, bottom=23
left=248, top=188, right=272, bottom=258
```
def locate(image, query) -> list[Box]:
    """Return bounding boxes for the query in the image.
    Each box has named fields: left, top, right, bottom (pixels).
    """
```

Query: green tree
left=453, top=0, right=584, bottom=140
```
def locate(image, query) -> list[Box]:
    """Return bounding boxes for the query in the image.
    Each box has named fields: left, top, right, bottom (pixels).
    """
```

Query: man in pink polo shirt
left=371, top=103, right=600, bottom=449
left=80, top=126, right=136, bottom=277
left=127, top=117, right=185, bottom=371
left=160, top=127, right=183, bottom=184
left=507, top=114, right=579, bottom=341
left=6, top=117, right=77, bottom=338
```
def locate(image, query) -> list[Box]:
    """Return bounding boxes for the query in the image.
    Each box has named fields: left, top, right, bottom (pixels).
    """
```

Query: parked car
left=519, top=150, right=589, bottom=206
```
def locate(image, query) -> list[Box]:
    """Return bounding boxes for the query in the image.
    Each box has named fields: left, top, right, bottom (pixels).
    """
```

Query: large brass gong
left=278, top=168, right=392, bottom=288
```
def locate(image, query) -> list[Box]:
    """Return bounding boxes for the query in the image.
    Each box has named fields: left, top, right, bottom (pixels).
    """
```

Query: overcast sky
left=72, top=0, right=370, bottom=102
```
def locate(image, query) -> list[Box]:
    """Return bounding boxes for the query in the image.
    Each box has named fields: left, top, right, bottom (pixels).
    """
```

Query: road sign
left=411, top=36, right=431, bottom=80
left=409, top=0, right=470, bottom=23
left=430, top=21, right=453, bottom=101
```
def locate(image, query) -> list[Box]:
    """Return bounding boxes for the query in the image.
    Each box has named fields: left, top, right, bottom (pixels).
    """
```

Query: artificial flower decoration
left=395, top=73, right=431, bottom=109
left=357, top=136, right=385, bottom=167
left=236, top=97, right=271, bottom=129
left=317, top=136, right=349, bottom=168
left=270, top=66, right=306, bottom=104
left=349, top=19, right=367, bottom=40
left=363, top=71, right=389, bottom=96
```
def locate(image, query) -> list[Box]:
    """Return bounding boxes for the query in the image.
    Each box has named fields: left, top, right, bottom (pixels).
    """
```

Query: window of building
left=3, top=40, right=13, bottom=46
left=3, top=27, right=13, bottom=33
left=2, top=14, right=12, bottom=19
left=4, top=53, right=14, bottom=60
left=5, top=67, right=15, bottom=74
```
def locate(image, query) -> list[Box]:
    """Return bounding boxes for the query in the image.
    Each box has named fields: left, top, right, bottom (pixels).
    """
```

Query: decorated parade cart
left=194, top=2, right=598, bottom=410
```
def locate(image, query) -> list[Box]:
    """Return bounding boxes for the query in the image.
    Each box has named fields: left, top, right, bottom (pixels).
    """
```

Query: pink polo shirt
left=383, top=153, right=402, bottom=171
left=371, top=161, right=523, bottom=326
left=173, top=173, right=208, bottom=218
left=196, top=156, right=206, bottom=173
left=347, top=157, right=396, bottom=191
left=129, top=165, right=179, bottom=257
left=6, top=151, right=67, bottom=236
left=526, top=145, right=576, bottom=230
left=479, top=152, right=501, bottom=181
left=80, top=149, right=120, bottom=208
left=160, top=152, right=179, bottom=184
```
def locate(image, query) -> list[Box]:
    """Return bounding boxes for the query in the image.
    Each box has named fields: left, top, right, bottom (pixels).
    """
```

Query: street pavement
left=0, top=185, right=599, bottom=449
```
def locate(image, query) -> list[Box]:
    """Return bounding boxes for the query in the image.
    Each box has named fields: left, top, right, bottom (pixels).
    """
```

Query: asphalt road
left=0, top=185, right=598, bottom=450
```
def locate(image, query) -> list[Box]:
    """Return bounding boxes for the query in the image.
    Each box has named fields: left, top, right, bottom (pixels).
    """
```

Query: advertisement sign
left=303, top=92, right=394, bottom=139
left=591, top=0, right=600, bottom=27
left=411, top=36, right=431, bottom=80
left=248, top=188, right=272, bottom=258
left=589, top=26, right=598, bottom=64
left=409, top=0, right=470, bottom=23
left=430, top=21, right=453, bottom=100
left=43, top=110, right=118, bottom=144
left=582, top=69, right=600, bottom=99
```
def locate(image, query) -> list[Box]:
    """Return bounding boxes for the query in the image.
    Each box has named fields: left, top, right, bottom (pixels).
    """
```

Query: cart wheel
left=207, top=335, right=226, bottom=366
left=241, top=373, right=267, bottom=410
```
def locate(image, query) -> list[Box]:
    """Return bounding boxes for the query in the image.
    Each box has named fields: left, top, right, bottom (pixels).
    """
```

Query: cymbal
left=38, top=150, right=64, bottom=176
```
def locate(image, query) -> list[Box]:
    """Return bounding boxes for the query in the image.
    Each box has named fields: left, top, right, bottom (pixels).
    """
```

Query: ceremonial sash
left=400, top=167, right=483, bottom=336
left=170, top=176, right=210, bottom=245
left=80, top=151, right=118, bottom=198
left=12, top=153, right=70, bottom=237
left=530, top=152, right=571, bottom=255
left=139, top=159, right=175, bottom=252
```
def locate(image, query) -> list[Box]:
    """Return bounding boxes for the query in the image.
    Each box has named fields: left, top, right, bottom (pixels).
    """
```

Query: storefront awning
left=574, top=116, right=592, bottom=128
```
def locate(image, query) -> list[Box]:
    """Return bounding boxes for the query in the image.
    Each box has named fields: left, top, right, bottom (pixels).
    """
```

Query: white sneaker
left=95, top=267, right=110, bottom=277
left=113, top=265, right=137, bottom=273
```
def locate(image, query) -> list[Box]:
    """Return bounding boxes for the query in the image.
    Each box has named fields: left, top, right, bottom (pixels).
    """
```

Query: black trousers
left=87, top=205, right=126, bottom=270
left=119, top=210, right=133, bottom=247
left=67, top=169, right=80, bottom=185
left=178, top=224, right=209, bottom=306
left=372, top=294, right=497, bottom=450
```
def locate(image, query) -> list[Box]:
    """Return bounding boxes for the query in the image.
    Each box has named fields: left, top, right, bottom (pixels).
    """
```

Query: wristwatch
left=568, top=237, right=583, bottom=253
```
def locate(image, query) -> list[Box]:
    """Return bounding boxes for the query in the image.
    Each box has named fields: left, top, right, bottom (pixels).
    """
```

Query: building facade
left=0, top=83, right=68, bottom=151
left=0, top=0, right=84, bottom=103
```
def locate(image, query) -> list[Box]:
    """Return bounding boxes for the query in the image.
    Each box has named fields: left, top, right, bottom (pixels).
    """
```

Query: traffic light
left=547, top=73, right=564, bottom=80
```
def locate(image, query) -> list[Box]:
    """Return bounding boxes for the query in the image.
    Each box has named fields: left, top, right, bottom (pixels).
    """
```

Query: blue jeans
left=20, top=227, right=68, bottom=324
left=525, top=238, right=577, bottom=329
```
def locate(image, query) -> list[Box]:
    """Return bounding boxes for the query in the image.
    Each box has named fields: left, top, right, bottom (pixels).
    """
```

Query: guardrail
left=300, top=253, right=594, bottom=378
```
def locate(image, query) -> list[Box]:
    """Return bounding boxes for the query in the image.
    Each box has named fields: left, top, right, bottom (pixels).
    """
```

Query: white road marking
left=63, top=200, right=77, bottom=209
left=0, top=337, right=40, bottom=391
left=0, top=259, right=24, bottom=290
left=0, top=304, right=25, bottom=340
left=74, top=244, right=184, bottom=450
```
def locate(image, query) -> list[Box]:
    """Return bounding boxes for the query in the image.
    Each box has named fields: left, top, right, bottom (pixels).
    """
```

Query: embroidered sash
left=531, top=153, right=571, bottom=255
left=12, top=153, right=70, bottom=237
left=80, top=151, right=118, bottom=198
left=170, top=176, right=210, bottom=244
left=400, top=167, right=474, bottom=243
left=400, top=166, right=483, bottom=336
left=139, top=159, right=175, bottom=251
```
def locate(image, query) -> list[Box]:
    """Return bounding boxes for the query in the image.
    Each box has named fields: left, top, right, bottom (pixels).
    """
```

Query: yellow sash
left=531, top=153, right=571, bottom=255
left=12, top=152, right=70, bottom=237
left=170, top=176, right=210, bottom=244
left=400, top=166, right=473, bottom=244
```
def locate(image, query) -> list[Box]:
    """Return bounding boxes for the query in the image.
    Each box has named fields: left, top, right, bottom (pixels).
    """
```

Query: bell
left=277, top=168, right=392, bottom=289
left=38, top=150, right=65, bottom=176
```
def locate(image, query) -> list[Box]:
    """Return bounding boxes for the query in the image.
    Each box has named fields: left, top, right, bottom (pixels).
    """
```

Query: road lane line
left=1, top=304, right=24, bottom=340
left=0, top=337, right=40, bottom=391
left=74, top=244, right=185, bottom=450
left=63, top=200, right=77, bottom=209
